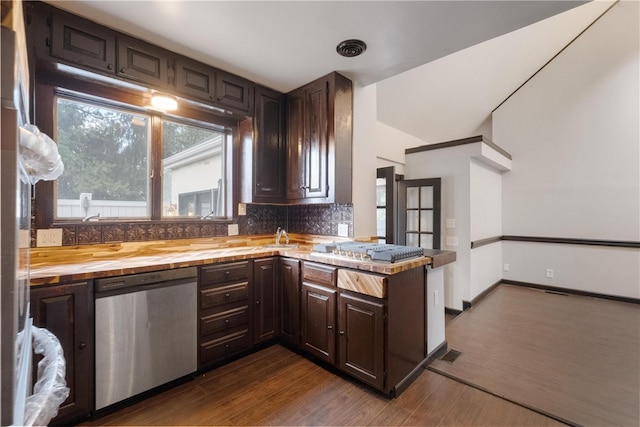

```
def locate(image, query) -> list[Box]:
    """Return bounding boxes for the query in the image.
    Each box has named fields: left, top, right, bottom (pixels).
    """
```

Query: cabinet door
left=338, top=292, right=385, bottom=390
left=301, top=282, right=336, bottom=364
left=215, top=70, right=252, bottom=112
left=286, top=90, right=305, bottom=200
left=175, top=56, right=216, bottom=102
left=253, top=258, right=278, bottom=344
left=50, top=11, right=116, bottom=74
left=30, top=281, right=94, bottom=425
left=303, top=79, right=330, bottom=199
left=253, top=86, right=285, bottom=202
left=279, top=258, right=300, bottom=346
left=117, top=35, right=170, bottom=89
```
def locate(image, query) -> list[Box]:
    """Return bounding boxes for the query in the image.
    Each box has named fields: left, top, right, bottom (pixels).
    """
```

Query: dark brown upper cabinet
left=49, top=10, right=116, bottom=74
left=174, top=56, right=216, bottom=102
left=252, top=85, right=286, bottom=202
left=286, top=72, right=353, bottom=204
left=216, top=70, right=253, bottom=112
left=116, top=35, right=171, bottom=89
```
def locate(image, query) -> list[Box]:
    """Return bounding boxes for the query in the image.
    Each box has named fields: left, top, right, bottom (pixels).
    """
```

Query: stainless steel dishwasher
left=94, top=267, right=197, bottom=410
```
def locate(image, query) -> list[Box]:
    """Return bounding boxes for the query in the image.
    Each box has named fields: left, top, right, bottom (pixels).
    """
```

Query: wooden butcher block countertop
left=29, top=234, right=455, bottom=286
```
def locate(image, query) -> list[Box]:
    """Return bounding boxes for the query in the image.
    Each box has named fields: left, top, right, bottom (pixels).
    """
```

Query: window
left=52, top=89, right=230, bottom=222
left=162, top=119, right=225, bottom=218
left=56, top=96, right=151, bottom=219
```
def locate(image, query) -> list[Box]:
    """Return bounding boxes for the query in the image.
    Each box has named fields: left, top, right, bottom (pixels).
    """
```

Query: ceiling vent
left=336, top=39, right=367, bottom=58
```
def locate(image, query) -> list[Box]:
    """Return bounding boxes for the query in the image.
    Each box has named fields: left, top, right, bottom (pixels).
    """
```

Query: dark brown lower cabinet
left=301, top=282, right=337, bottom=364
left=30, top=281, right=94, bottom=425
left=279, top=258, right=300, bottom=346
left=338, top=292, right=386, bottom=390
left=198, top=261, right=252, bottom=368
left=253, top=257, right=278, bottom=344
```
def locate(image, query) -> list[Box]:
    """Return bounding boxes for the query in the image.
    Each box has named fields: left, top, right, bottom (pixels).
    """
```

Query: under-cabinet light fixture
left=150, top=93, right=178, bottom=111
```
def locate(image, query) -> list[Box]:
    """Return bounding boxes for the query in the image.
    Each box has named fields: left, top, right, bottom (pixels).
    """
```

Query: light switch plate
left=445, top=236, right=458, bottom=247
left=238, top=203, right=246, bottom=216
left=337, top=223, right=349, bottom=237
left=228, top=224, right=239, bottom=236
left=36, top=228, right=62, bottom=247
left=445, top=218, right=456, bottom=229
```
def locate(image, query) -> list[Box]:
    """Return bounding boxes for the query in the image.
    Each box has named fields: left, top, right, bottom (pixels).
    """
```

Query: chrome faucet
left=275, top=227, right=289, bottom=245
left=82, top=213, right=100, bottom=222
left=200, top=210, right=215, bottom=220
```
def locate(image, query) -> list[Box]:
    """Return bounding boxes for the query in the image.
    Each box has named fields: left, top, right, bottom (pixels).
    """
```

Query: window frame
left=34, top=70, right=240, bottom=229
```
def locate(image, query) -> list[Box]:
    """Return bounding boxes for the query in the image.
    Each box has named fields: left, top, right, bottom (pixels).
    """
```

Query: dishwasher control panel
left=95, top=266, right=197, bottom=293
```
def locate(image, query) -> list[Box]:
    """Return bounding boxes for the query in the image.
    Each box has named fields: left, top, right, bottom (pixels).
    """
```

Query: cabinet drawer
left=200, top=330, right=250, bottom=365
left=200, top=282, right=249, bottom=310
left=200, top=261, right=250, bottom=285
left=338, top=269, right=387, bottom=298
left=200, top=306, right=249, bottom=337
left=303, top=262, right=336, bottom=287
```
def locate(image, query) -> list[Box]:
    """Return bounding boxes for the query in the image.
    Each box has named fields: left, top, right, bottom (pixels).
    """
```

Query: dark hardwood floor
left=81, top=343, right=565, bottom=426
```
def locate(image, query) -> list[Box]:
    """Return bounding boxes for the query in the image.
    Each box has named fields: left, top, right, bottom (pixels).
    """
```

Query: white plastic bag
left=19, top=124, right=64, bottom=185
left=22, top=327, right=70, bottom=427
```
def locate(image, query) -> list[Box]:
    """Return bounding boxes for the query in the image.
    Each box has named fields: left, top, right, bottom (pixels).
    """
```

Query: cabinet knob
left=339, top=331, right=345, bottom=335
left=107, top=63, right=113, bottom=71
left=256, top=300, right=260, bottom=305
left=225, top=271, right=230, bottom=276
left=225, top=344, right=230, bottom=349
left=327, top=325, right=333, bottom=330
left=119, top=67, right=126, bottom=73
left=79, top=342, right=86, bottom=349
left=225, top=319, right=230, bottom=324
left=225, top=293, right=230, bottom=298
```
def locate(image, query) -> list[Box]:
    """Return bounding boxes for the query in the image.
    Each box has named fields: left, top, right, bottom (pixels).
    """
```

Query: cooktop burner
left=312, top=241, right=425, bottom=263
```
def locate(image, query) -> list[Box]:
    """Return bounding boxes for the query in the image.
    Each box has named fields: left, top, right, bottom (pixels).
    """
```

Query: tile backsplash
left=43, top=203, right=353, bottom=246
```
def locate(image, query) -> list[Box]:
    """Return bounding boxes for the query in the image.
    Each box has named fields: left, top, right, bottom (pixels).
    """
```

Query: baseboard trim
left=424, top=341, right=448, bottom=367
left=462, top=279, right=502, bottom=310
left=502, top=280, right=640, bottom=305
left=445, top=307, right=463, bottom=316
left=394, top=340, right=448, bottom=397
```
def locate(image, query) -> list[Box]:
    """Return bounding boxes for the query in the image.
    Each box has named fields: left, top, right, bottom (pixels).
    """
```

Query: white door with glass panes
left=398, top=178, right=441, bottom=249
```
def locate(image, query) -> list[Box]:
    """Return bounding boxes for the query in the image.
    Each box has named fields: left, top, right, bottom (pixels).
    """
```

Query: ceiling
left=45, top=1, right=591, bottom=93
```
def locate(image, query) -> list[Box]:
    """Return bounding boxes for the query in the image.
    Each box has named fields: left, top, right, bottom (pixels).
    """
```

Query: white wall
left=493, top=0, right=640, bottom=298
left=469, top=158, right=503, bottom=300
left=351, top=83, right=425, bottom=239
left=405, top=145, right=473, bottom=310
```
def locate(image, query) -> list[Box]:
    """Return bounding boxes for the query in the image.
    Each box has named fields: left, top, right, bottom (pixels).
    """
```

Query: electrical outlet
left=238, top=203, right=246, bottom=216
left=18, top=230, right=30, bottom=248
left=337, top=223, right=349, bottom=237
left=228, top=224, right=239, bottom=236
left=503, top=263, right=510, bottom=272
left=36, top=229, right=62, bottom=247
left=546, top=269, right=554, bottom=279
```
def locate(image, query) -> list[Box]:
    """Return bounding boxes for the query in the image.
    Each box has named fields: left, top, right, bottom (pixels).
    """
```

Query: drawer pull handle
left=225, top=271, right=230, bottom=276
left=339, top=330, right=345, bottom=335
left=225, top=319, right=230, bottom=324
left=225, top=344, right=230, bottom=349
left=225, top=293, right=230, bottom=298
left=327, top=325, right=333, bottom=330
